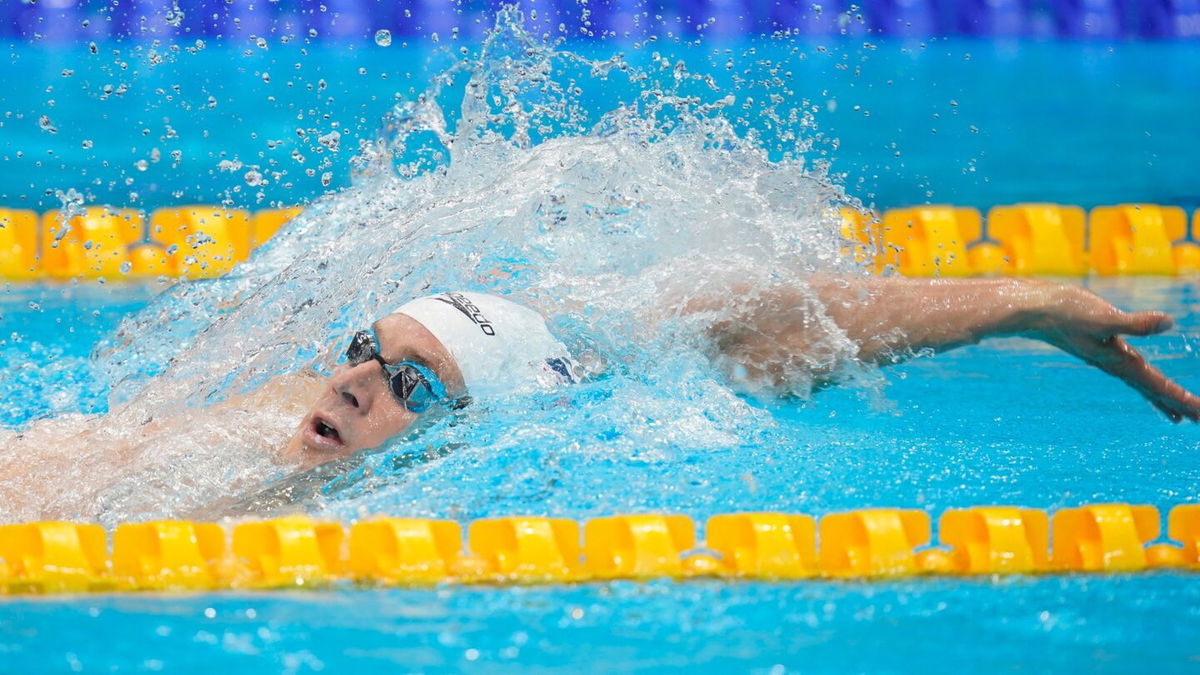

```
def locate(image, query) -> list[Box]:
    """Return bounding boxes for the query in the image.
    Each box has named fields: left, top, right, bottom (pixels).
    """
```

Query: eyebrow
left=370, top=322, right=442, bottom=375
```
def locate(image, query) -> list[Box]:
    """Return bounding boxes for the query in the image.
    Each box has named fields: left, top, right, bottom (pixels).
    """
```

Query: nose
left=329, top=361, right=383, bottom=411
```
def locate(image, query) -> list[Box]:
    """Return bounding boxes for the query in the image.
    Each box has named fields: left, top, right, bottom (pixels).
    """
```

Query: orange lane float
left=986, top=204, right=1087, bottom=276
left=0, top=208, right=39, bottom=280
left=4, top=504, right=1200, bottom=593
left=876, top=206, right=981, bottom=277
left=938, top=507, right=1049, bottom=574
left=0, top=204, right=304, bottom=282
left=5, top=203, right=1200, bottom=280
left=1089, top=204, right=1189, bottom=276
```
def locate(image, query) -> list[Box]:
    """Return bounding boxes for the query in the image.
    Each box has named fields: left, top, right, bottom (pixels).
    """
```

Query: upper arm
left=670, top=278, right=861, bottom=393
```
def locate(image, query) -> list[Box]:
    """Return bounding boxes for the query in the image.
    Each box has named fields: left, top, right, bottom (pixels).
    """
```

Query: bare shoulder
left=0, top=413, right=98, bottom=453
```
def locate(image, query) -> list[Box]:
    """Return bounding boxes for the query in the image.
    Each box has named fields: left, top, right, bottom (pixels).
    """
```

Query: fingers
left=1096, top=336, right=1200, bottom=422
left=1060, top=284, right=1172, bottom=337
left=1118, top=311, right=1174, bottom=337
left=1037, top=287, right=1194, bottom=422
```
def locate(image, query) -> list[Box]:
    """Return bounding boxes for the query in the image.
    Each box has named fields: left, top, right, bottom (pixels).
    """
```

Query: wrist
left=1007, top=279, right=1067, bottom=336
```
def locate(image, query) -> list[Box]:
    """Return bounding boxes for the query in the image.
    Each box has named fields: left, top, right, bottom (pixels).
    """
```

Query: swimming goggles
left=344, top=329, right=456, bottom=413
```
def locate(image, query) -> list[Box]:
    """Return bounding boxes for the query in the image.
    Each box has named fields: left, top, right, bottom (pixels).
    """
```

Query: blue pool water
left=2, top=38, right=1199, bottom=212
left=4, top=10, right=1200, bottom=673
left=3, top=280, right=1199, bottom=671
left=5, top=575, right=1200, bottom=672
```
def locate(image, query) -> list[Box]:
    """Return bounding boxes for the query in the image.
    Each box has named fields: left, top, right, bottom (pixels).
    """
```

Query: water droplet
left=317, top=130, right=340, bottom=152
left=165, top=3, right=184, bottom=27
left=374, top=29, right=392, bottom=47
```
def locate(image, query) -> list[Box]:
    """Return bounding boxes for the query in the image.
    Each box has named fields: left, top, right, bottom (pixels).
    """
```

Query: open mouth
left=307, top=415, right=344, bottom=448
left=316, top=420, right=340, bottom=441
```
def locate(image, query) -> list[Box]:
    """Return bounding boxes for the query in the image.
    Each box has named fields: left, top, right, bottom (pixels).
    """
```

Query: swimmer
left=283, top=278, right=1200, bottom=471
left=2, top=277, right=1198, bottom=521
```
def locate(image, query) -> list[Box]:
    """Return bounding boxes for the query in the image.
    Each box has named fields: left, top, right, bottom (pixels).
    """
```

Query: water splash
left=11, top=7, right=876, bottom=525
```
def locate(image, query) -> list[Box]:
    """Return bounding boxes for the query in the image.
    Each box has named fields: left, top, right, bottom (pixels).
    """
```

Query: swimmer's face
left=282, top=312, right=466, bottom=470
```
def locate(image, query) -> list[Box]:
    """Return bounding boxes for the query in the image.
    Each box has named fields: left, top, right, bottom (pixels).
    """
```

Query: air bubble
left=165, top=3, right=184, bottom=27
left=374, top=29, right=392, bottom=47
left=317, top=130, right=340, bottom=151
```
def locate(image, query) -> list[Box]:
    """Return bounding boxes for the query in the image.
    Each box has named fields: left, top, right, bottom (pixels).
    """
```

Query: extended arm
left=706, top=276, right=1200, bottom=422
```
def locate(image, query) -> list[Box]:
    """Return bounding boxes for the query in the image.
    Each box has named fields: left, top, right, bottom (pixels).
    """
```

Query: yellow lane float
left=5, top=503, right=1197, bottom=594
left=5, top=203, right=1200, bottom=281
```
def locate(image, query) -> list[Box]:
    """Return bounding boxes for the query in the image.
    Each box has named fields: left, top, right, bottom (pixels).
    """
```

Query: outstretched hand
left=1032, top=285, right=1200, bottom=422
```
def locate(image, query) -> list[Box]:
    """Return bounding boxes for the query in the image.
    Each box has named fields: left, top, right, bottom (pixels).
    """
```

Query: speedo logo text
left=436, top=293, right=496, bottom=335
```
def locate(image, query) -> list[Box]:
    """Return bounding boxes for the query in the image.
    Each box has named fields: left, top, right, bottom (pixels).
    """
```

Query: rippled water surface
left=2, top=8, right=1200, bottom=672
left=5, top=574, right=1200, bottom=672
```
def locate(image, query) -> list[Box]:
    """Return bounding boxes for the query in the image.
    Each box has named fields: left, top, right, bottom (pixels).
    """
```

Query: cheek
left=356, top=403, right=418, bottom=446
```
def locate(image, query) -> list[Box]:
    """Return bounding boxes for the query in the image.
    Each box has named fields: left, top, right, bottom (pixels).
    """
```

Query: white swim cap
left=396, top=291, right=578, bottom=397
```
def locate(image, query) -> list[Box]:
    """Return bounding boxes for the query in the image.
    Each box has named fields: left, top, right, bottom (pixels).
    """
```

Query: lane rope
left=2, top=503, right=1197, bottom=593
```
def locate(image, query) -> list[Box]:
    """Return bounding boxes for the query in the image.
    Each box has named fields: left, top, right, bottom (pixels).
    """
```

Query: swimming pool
left=4, top=7, right=1200, bottom=673
left=3, top=279, right=1199, bottom=670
